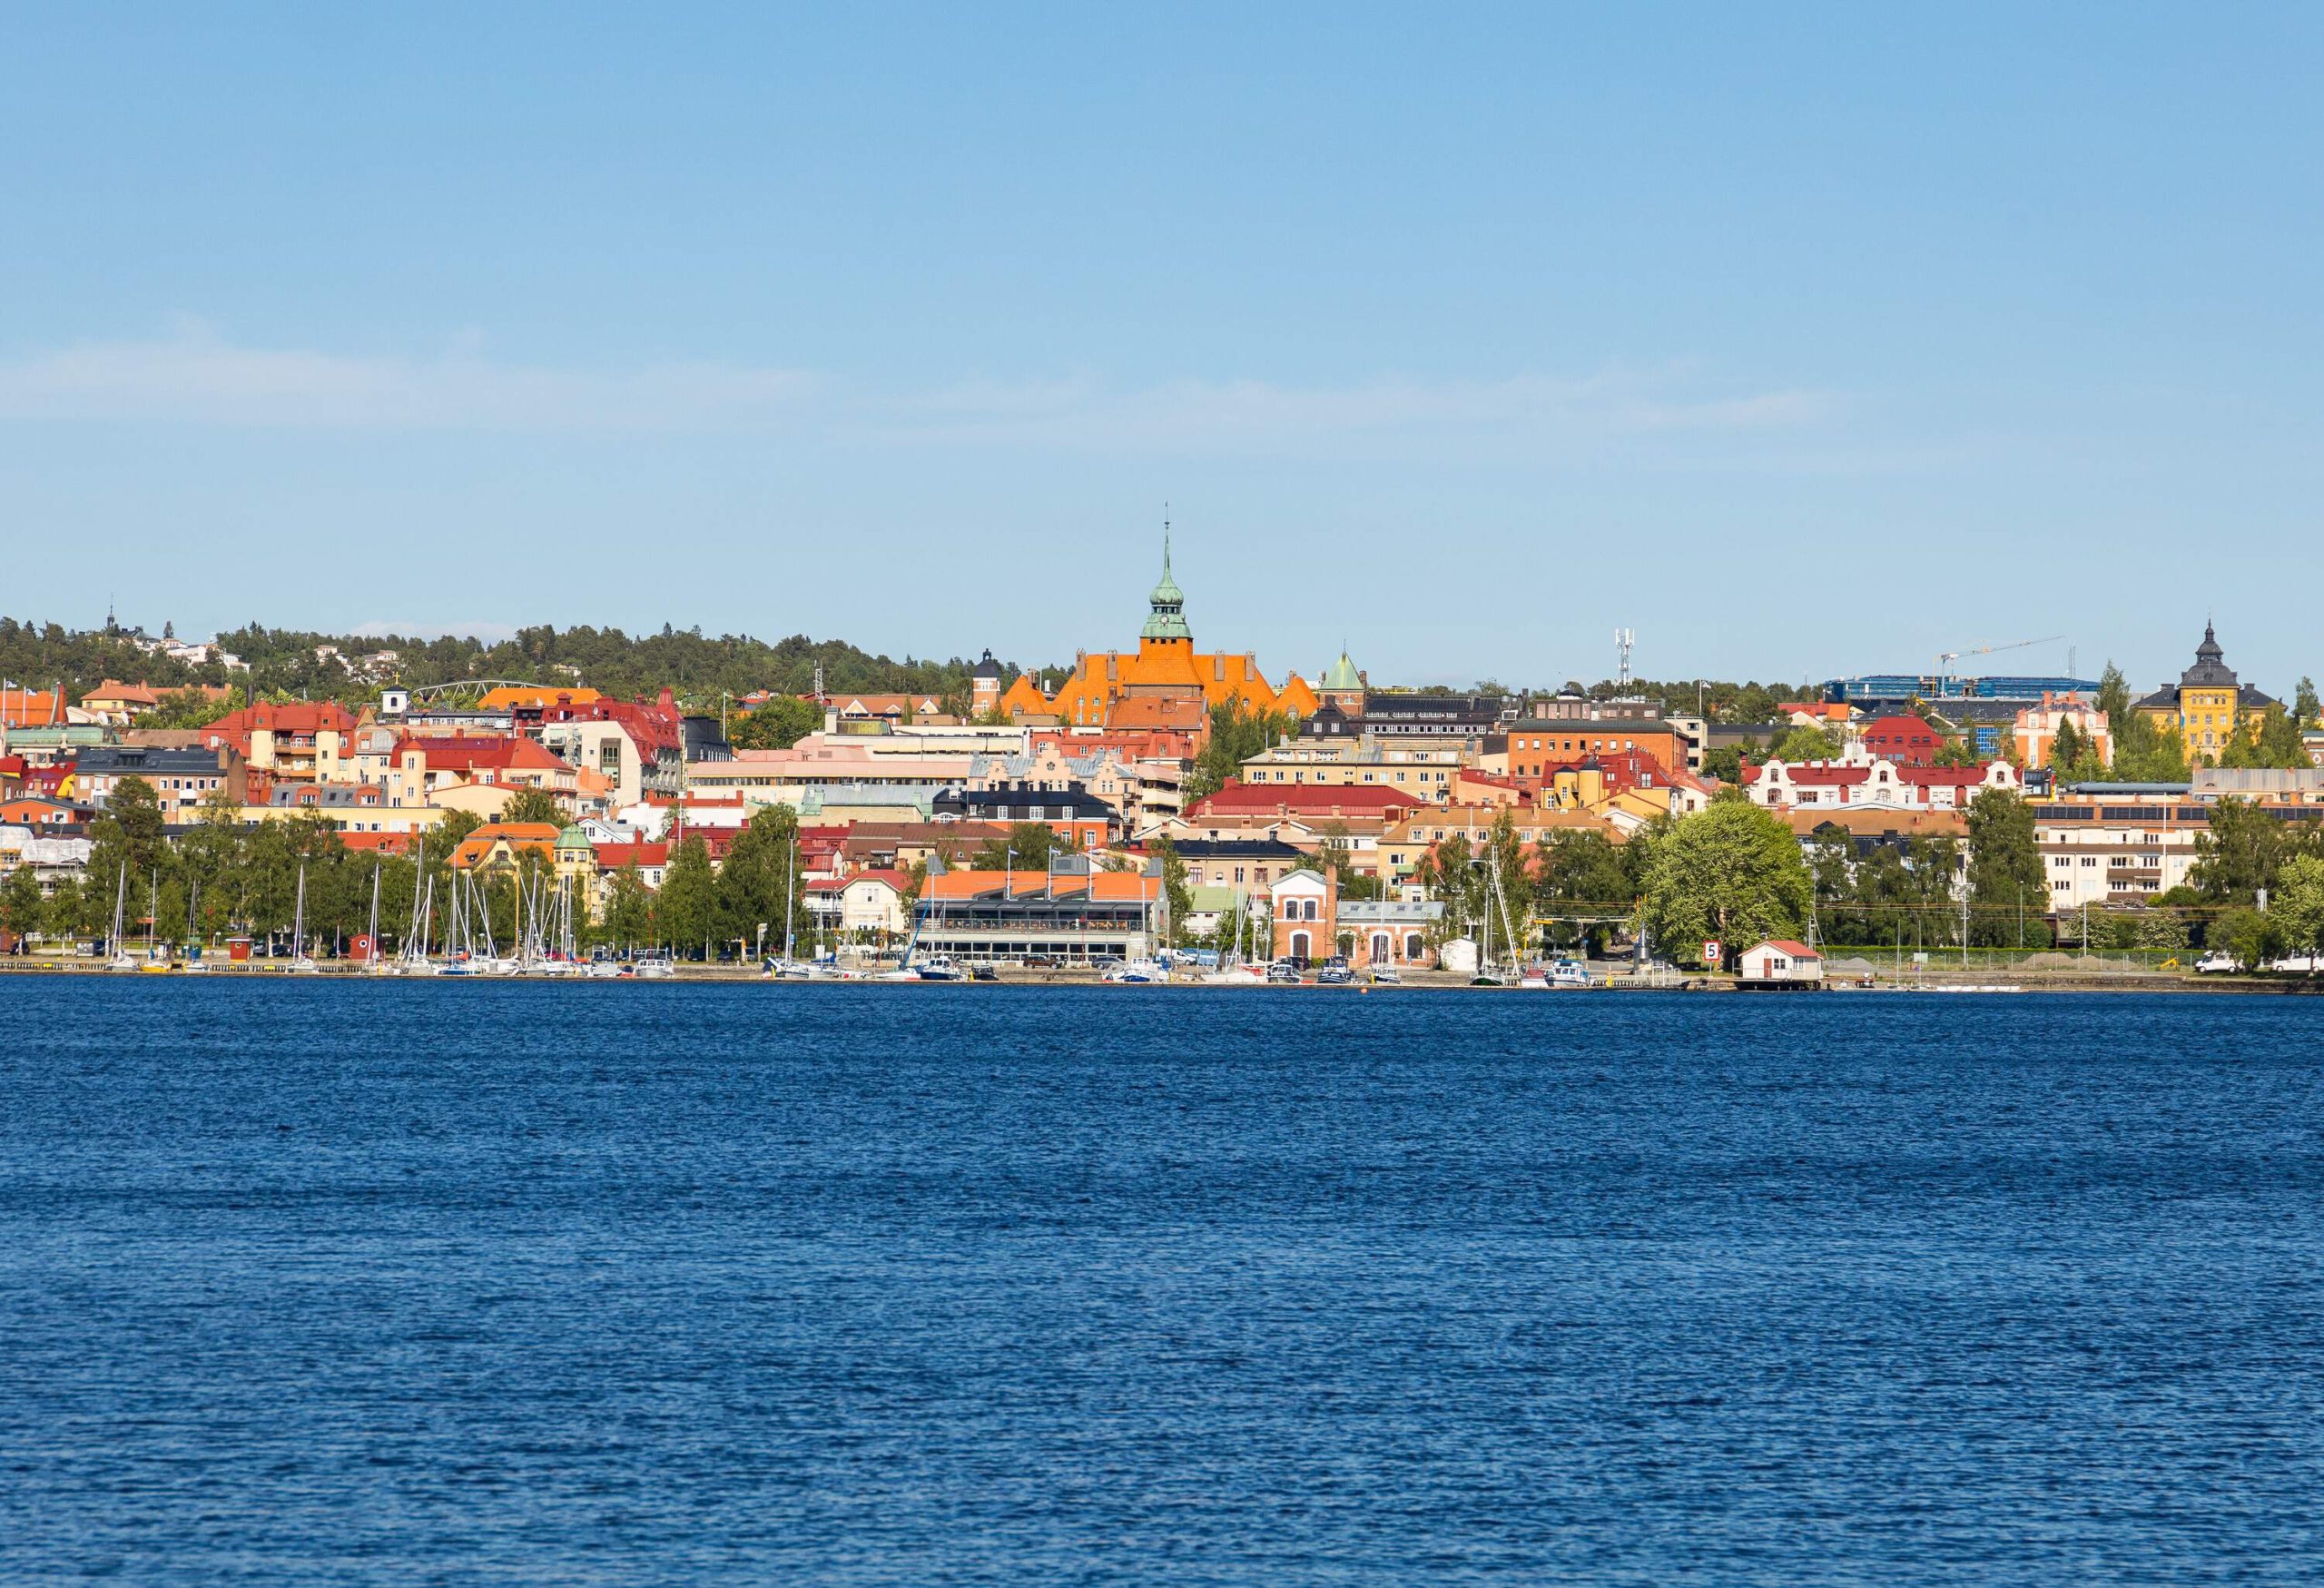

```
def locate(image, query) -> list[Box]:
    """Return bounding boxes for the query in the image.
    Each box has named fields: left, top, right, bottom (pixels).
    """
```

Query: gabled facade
left=1269, top=867, right=1337, bottom=962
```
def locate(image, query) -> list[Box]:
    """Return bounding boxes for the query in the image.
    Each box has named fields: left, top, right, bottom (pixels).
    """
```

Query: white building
left=2034, top=792, right=2206, bottom=908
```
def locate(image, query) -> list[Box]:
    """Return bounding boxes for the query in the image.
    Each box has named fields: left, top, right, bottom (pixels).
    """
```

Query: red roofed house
left=202, top=701, right=358, bottom=784
left=1738, top=939, right=1823, bottom=987
left=538, top=691, right=685, bottom=806
left=1859, top=714, right=1945, bottom=767
left=1743, top=752, right=2018, bottom=811
left=805, top=869, right=910, bottom=939
left=592, top=838, right=673, bottom=893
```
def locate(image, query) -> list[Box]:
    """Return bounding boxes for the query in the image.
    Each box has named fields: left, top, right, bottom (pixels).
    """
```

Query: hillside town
left=6, top=547, right=2324, bottom=982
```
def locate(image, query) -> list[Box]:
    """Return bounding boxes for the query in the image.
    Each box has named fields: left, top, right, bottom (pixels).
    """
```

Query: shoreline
left=4, top=958, right=2319, bottom=994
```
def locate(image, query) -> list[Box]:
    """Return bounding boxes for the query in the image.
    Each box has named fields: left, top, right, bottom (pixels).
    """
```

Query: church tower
left=1137, top=526, right=1194, bottom=656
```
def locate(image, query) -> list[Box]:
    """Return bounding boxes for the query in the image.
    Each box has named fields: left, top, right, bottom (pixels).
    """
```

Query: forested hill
left=0, top=617, right=1022, bottom=710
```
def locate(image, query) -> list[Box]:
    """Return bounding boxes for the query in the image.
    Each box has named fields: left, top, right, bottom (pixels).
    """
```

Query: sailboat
left=433, top=867, right=476, bottom=974
left=288, top=863, right=320, bottom=972
left=104, top=864, right=136, bottom=971
left=364, top=863, right=389, bottom=975
left=182, top=878, right=212, bottom=972
left=1470, top=849, right=1507, bottom=987
left=138, top=868, right=172, bottom=971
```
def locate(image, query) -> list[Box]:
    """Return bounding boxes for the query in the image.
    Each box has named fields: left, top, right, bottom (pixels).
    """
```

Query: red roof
left=807, top=868, right=905, bottom=895
left=406, top=735, right=567, bottom=774
left=340, top=832, right=417, bottom=856
left=1860, top=714, right=1945, bottom=765
left=1754, top=940, right=1818, bottom=958
left=593, top=839, right=671, bottom=869
left=1743, top=760, right=2004, bottom=791
left=541, top=693, right=684, bottom=756
left=202, top=701, right=357, bottom=748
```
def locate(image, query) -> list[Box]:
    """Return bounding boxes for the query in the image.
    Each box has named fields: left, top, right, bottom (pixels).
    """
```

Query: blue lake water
left=2, top=980, right=2320, bottom=1585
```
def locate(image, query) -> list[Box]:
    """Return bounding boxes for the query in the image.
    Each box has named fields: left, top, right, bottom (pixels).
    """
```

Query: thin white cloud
left=872, top=371, right=1832, bottom=457
left=0, top=328, right=1832, bottom=459
left=0, top=327, right=814, bottom=431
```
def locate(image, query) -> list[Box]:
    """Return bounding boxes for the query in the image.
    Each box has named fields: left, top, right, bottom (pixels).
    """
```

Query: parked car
left=2269, top=953, right=2320, bottom=974
left=2194, top=950, right=2244, bottom=974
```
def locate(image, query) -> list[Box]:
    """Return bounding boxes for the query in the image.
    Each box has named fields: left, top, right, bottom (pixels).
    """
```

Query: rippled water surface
left=3, top=981, right=2321, bottom=1584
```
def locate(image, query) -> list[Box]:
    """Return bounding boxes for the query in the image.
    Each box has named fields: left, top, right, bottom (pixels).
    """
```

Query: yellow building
left=2135, top=625, right=2275, bottom=759
left=994, top=536, right=1315, bottom=727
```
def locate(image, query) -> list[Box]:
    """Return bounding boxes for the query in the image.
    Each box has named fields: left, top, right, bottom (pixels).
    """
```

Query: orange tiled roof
left=478, top=686, right=604, bottom=711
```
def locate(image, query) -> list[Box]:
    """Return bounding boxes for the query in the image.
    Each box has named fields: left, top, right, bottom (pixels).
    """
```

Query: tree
left=2191, top=798, right=2286, bottom=904
left=2272, top=854, right=2324, bottom=969
left=97, top=775, right=169, bottom=876
left=1184, top=699, right=1300, bottom=802
left=655, top=833, right=717, bottom=957
left=728, top=695, right=823, bottom=751
left=1414, top=833, right=1477, bottom=932
left=1640, top=801, right=1812, bottom=967
left=1932, top=735, right=1984, bottom=768
left=603, top=861, right=652, bottom=950
left=1536, top=829, right=1629, bottom=907
left=1481, top=808, right=1532, bottom=952
left=1147, top=835, right=1192, bottom=947
left=1700, top=745, right=1745, bottom=784
left=2099, top=660, right=2191, bottom=783
left=432, top=808, right=485, bottom=857
left=2250, top=705, right=2309, bottom=770
left=2212, top=906, right=2278, bottom=970
left=1, top=864, right=44, bottom=945
left=1772, top=724, right=1840, bottom=763
left=2298, top=676, right=2320, bottom=730
left=714, top=804, right=806, bottom=956
left=499, top=786, right=566, bottom=827
left=970, top=821, right=1066, bottom=874
left=1965, top=790, right=2043, bottom=945
left=131, top=684, right=239, bottom=730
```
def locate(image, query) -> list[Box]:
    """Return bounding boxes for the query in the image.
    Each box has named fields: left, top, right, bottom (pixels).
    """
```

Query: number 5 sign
left=1701, top=939, right=1722, bottom=967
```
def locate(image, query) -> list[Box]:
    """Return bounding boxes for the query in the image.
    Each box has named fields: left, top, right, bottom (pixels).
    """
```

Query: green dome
left=1320, top=650, right=1362, bottom=691
left=1139, top=528, right=1192, bottom=641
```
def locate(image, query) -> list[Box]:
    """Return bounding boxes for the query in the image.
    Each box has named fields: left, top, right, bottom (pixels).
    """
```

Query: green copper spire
left=1140, top=518, right=1191, bottom=640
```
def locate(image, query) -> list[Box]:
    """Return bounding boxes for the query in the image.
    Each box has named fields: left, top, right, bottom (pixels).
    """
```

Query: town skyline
left=5, top=8, right=2320, bottom=684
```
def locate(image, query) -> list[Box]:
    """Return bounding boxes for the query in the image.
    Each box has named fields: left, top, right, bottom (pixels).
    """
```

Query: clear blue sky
left=3, top=5, right=2318, bottom=695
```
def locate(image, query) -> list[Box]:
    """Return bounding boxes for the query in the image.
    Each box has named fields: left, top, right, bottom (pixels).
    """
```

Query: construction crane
left=1933, top=636, right=2064, bottom=681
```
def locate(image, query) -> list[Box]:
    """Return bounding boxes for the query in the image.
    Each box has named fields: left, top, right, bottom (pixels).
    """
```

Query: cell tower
left=1615, top=627, right=1635, bottom=689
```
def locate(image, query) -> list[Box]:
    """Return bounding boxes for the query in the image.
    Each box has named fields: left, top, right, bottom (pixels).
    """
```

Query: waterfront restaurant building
left=911, top=854, right=1163, bottom=964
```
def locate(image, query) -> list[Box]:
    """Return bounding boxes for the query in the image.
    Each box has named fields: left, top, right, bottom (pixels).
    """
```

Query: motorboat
left=633, top=956, right=675, bottom=980
left=1102, top=957, right=1168, bottom=983
left=912, top=956, right=966, bottom=981
left=586, top=959, right=624, bottom=980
